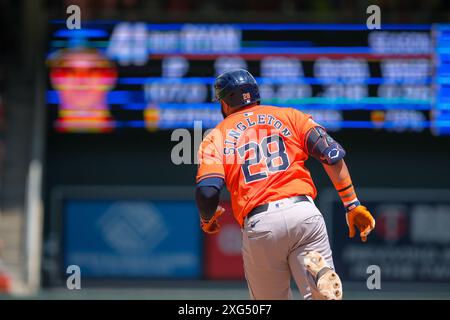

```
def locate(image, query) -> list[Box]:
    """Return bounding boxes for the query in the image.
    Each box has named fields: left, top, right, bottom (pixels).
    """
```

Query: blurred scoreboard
left=46, top=22, right=450, bottom=134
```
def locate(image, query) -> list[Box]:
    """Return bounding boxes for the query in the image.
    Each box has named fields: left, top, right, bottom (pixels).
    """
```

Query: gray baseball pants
left=241, top=196, right=335, bottom=300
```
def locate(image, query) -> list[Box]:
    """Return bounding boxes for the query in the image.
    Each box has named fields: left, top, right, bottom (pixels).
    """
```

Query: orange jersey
left=196, top=105, right=320, bottom=226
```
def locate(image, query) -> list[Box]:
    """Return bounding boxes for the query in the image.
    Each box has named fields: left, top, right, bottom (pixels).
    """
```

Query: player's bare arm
left=322, top=160, right=375, bottom=242
left=305, top=126, right=376, bottom=242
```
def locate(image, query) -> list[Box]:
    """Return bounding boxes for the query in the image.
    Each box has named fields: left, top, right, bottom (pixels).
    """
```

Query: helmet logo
left=243, top=92, right=251, bottom=103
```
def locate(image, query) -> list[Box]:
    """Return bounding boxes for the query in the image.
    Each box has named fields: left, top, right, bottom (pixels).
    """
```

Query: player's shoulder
left=285, top=106, right=310, bottom=117
left=201, top=121, right=226, bottom=145
left=261, top=105, right=311, bottom=120
left=260, top=104, right=303, bottom=113
left=212, top=117, right=230, bottom=134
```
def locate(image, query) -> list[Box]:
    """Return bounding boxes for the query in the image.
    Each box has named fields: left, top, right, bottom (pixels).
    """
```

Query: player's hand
left=346, top=205, right=375, bottom=242
left=201, top=206, right=225, bottom=234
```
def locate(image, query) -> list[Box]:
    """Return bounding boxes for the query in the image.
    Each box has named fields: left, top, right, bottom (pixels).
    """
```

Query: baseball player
left=195, top=69, right=375, bottom=300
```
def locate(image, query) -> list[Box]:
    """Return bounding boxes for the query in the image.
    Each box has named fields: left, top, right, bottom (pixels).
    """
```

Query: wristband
left=345, top=199, right=361, bottom=212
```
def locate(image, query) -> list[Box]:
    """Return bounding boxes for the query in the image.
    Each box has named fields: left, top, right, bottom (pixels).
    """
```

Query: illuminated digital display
left=46, top=22, right=450, bottom=134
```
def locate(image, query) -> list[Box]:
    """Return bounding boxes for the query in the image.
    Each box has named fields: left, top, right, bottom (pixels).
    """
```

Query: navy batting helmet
left=213, top=69, right=260, bottom=108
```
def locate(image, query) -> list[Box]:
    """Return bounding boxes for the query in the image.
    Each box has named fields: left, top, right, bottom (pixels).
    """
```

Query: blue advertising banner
left=63, top=200, right=202, bottom=278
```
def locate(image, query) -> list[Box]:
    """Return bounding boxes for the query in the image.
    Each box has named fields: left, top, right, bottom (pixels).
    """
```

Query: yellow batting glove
left=346, top=205, right=375, bottom=242
left=200, top=206, right=225, bottom=234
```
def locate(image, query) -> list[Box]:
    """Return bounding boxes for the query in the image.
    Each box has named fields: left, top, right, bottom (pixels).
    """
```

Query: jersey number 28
left=237, top=134, right=290, bottom=184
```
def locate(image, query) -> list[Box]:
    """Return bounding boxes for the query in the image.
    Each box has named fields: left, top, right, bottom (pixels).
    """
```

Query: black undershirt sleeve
left=195, top=177, right=225, bottom=221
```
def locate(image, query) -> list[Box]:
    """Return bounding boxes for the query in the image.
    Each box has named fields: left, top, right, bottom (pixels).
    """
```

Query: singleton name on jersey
left=223, top=111, right=292, bottom=155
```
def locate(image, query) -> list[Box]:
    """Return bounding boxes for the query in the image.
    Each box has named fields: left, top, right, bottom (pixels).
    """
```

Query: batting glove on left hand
left=346, top=205, right=375, bottom=242
left=201, top=206, right=225, bottom=234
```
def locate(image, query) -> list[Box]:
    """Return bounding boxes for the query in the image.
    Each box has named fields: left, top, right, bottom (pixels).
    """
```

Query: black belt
left=245, top=195, right=310, bottom=220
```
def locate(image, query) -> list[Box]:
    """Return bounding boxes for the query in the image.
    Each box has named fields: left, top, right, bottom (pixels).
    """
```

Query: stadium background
left=0, top=0, right=450, bottom=299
